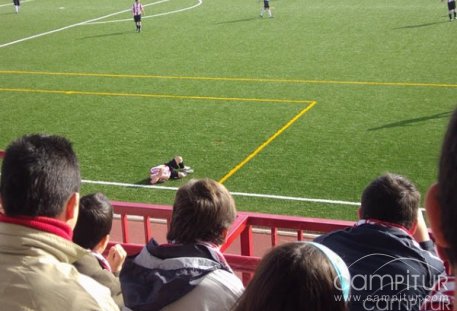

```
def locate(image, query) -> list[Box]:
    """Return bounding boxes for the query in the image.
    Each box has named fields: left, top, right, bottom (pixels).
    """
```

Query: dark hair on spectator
left=0, top=134, right=80, bottom=217
left=167, top=178, right=236, bottom=245
left=360, top=173, right=420, bottom=229
left=232, top=242, right=348, bottom=311
left=73, top=193, right=113, bottom=250
left=438, top=109, right=457, bottom=264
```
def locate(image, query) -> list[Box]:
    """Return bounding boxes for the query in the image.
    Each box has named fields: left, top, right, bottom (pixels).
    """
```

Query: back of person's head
left=0, top=134, right=80, bottom=217
left=360, top=173, right=420, bottom=229
left=437, top=109, right=457, bottom=264
left=233, top=242, right=349, bottom=311
left=167, top=178, right=236, bottom=245
left=73, top=193, right=113, bottom=250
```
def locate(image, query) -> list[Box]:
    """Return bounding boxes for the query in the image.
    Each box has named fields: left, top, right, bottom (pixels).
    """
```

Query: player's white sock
left=15, top=5, right=19, bottom=13
left=260, top=8, right=264, bottom=16
left=268, top=9, right=272, bottom=17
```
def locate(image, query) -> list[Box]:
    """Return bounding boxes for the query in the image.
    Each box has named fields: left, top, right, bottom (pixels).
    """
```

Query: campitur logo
left=332, top=253, right=447, bottom=311
left=333, top=292, right=452, bottom=311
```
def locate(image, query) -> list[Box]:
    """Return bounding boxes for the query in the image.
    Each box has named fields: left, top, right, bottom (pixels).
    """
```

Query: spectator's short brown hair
left=360, top=173, right=420, bottom=229
left=167, top=178, right=236, bottom=245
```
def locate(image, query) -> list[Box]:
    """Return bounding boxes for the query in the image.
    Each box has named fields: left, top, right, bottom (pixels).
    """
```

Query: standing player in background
left=132, top=0, right=145, bottom=32
left=260, top=0, right=272, bottom=18
left=13, top=0, right=20, bottom=14
left=444, top=0, right=457, bottom=21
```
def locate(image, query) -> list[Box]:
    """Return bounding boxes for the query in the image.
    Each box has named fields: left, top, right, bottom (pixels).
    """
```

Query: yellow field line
left=0, top=87, right=311, bottom=104
left=218, top=101, right=317, bottom=184
left=1, top=70, right=457, bottom=88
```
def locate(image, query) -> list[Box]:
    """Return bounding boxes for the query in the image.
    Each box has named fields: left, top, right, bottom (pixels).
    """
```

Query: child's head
left=167, top=178, right=236, bottom=245
left=233, top=242, right=350, bottom=311
left=73, top=192, right=114, bottom=253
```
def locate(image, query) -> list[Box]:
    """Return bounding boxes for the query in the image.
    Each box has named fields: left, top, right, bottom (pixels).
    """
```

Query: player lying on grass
left=149, top=156, right=193, bottom=184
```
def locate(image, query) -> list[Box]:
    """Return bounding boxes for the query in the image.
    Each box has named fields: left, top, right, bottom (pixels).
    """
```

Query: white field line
left=83, top=178, right=427, bottom=212
left=86, top=0, right=203, bottom=25
left=0, top=0, right=33, bottom=8
left=0, top=0, right=182, bottom=48
left=82, top=178, right=360, bottom=207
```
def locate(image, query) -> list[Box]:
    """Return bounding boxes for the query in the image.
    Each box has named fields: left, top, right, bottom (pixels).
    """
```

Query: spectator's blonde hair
left=167, top=178, right=236, bottom=245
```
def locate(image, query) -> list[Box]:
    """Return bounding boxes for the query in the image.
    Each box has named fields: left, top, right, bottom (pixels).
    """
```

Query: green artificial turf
left=0, top=0, right=456, bottom=220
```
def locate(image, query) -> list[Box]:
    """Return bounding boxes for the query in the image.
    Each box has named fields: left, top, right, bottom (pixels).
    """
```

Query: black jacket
left=314, top=222, right=445, bottom=311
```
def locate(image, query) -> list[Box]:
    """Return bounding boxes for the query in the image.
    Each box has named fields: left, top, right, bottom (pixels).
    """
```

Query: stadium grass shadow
left=393, top=21, right=448, bottom=29
left=215, top=17, right=258, bottom=25
left=135, top=178, right=150, bottom=185
left=79, top=32, right=133, bottom=40
left=368, top=111, right=451, bottom=131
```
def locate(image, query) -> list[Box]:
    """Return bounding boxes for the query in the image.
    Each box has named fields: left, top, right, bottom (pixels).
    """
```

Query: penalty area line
left=219, top=100, right=317, bottom=184
left=82, top=179, right=360, bottom=207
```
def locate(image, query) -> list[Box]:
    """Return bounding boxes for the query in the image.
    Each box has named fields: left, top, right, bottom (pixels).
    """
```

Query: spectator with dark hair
left=120, top=178, right=244, bottom=311
left=0, top=134, right=118, bottom=311
left=421, top=108, right=457, bottom=311
left=73, top=192, right=127, bottom=308
left=315, top=173, right=444, bottom=311
left=232, top=241, right=350, bottom=311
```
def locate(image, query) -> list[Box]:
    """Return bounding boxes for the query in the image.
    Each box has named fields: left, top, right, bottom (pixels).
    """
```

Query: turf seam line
left=1, top=70, right=456, bottom=89
left=0, top=87, right=310, bottom=104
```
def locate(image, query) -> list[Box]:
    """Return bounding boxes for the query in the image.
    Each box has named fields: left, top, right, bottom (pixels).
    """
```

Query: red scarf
left=0, top=213, right=73, bottom=240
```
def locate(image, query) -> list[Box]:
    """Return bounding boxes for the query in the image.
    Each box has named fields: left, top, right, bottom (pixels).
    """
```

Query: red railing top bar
left=244, top=210, right=354, bottom=232
left=109, top=201, right=355, bottom=249
left=111, top=201, right=172, bottom=219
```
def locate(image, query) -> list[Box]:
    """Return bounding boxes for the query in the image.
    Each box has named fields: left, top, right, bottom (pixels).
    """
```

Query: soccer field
left=0, top=0, right=456, bottom=220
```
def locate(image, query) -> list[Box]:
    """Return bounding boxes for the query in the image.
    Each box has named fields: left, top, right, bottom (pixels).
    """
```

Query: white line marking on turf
left=82, top=179, right=360, bottom=207
left=86, top=0, right=203, bottom=25
left=0, top=0, right=198, bottom=48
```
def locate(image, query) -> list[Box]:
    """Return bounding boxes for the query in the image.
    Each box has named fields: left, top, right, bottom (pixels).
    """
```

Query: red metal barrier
left=109, top=200, right=354, bottom=285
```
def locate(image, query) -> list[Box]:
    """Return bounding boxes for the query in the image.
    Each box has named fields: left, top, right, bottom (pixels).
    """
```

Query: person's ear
left=94, top=234, right=110, bottom=254
left=357, top=207, right=362, bottom=219
left=65, top=192, right=80, bottom=229
left=425, top=183, right=450, bottom=247
left=409, top=220, right=418, bottom=235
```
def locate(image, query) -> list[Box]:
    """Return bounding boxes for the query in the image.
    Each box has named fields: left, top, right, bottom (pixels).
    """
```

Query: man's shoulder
left=0, top=254, right=118, bottom=310
left=314, top=226, right=355, bottom=243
